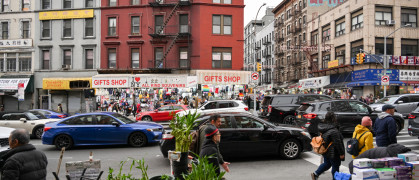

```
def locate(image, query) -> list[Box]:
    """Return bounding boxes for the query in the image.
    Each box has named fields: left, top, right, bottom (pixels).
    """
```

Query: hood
left=318, top=123, right=336, bottom=133
left=176, top=109, right=202, bottom=117
left=387, top=144, right=411, bottom=157
left=378, top=112, right=392, bottom=119
left=275, top=124, right=305, bottom=131
left=131, top=122, right=163, bottom=129
left=354, top=124, right=370, bottom=134
left=0, top=126, right=15, bottom=138
left=370, top=104, right=384, bottom=112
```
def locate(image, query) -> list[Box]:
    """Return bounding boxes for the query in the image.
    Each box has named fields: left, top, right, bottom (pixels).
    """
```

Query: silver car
left=370, top=94, right=419, bottom=117
left=0, top=126, right=15, bottom=154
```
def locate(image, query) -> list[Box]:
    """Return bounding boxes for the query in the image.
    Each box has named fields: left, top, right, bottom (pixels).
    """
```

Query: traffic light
left=356, top=53, right=365, bottom=64
left=257, top=62, right=262, bottom=72
left=356, top=53, right=360, bottom=64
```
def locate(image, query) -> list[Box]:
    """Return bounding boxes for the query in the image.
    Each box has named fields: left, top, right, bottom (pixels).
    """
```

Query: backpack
left=311, top=135, right=333, bottom=154
left=346, top=131, right=369, bottom=156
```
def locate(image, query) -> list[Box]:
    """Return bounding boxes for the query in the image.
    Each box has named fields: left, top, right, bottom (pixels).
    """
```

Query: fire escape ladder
left=162, top=34, right=180, bottom=65
left=302, top=47, right=318, bottom=74
left=157, top=2, right=180, bottom=34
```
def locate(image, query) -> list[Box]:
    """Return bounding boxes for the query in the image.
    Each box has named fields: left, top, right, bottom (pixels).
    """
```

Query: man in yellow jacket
left=352, top=116, right=374, bottom=159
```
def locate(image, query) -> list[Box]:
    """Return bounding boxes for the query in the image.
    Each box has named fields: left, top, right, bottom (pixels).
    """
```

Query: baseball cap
left=382, top=104, right=396, bottom=111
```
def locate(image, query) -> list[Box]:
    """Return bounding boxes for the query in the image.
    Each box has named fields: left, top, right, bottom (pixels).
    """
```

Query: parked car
left=42, top=112, right=163, bottom=150
left=29, top=109, right=69, bottom=119
left=0, top=111, right=24, bottom=120
left=295, top=99, right=405, bottom=134
left=0, top=112, right=60, bottom=139
left=176, top=100, right=249, bottom=117
left=0, top=126, right=15, bottom=155
left=136, top=104, right=189, bottom=122
left=370, top=94, right=419, bottom=118
left=407, top=107, right=419, bottom=137
left=260, top=94, right=332, bottom=124
left=160, top=112, right=312, bottom=160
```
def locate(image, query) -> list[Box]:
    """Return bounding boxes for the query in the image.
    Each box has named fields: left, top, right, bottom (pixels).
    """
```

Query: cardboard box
left=393, top=166, right=412, bottom=176
left=387, top=158, right=404, bottom=167
left=376, top=168, right=396, bottom=180
left=398, top=153, right=418, bottom=163
left=353, top=168, right=379, bottom=179
left=351, top=174, right=379, bottom=180
left=372, top=159, right=387, bottom=168
left=353, top=158, right=373, bottom=169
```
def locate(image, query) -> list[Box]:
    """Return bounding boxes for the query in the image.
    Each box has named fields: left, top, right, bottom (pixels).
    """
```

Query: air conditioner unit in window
left=386, top=20, right=396, bottom=26
left=156, top=0, right=164, bottom=4
left=62, top=64, right=71, bottom=70
left=337, top=50, right=344, bottom=56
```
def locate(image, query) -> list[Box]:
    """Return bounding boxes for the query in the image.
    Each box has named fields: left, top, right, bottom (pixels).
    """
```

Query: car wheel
left=128, top=132, right=148, bottom=147
left=142, top=116, right=152, bottom=121
left=54, top=134, right=73, bottom=150
left=283, top=115, right=296, bottom=125
left=279, top=138, right=301, bottom=160
left=33, top=126, right=44, bottom=139
left=395, top=122, right=401, bottom=135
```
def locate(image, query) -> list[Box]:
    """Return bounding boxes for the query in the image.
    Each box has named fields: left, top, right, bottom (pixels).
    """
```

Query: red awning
left=402, top=81, right=419, bottom=86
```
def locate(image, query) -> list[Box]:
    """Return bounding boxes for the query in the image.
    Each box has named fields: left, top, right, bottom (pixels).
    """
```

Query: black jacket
left=319, top=123, right=345, bottom=160
left=373, top=113, right=397, bottom=147
left=199, top=139, right=220, bottom=175
left=1, top=144, right=48, bottom=180
left=348, top=144, right=411, bottom=173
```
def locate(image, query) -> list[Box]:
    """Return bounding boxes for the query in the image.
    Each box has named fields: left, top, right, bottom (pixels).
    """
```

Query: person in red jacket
left=136, top=102, right=142, bottom=114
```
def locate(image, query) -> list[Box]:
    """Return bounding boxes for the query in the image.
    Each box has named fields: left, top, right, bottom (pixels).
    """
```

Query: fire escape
left=148, top=0, right=192, bottom=69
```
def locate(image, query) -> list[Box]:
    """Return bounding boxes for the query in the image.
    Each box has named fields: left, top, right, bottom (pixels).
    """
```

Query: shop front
left=298, top=76, right=331, bottom=93
left=0, top=75, right=34, bottom=111
left=399, top=70, right=419, bottom=94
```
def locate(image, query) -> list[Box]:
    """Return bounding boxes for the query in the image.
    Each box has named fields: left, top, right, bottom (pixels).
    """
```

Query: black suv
left=260, top=94, right=332, bottom=124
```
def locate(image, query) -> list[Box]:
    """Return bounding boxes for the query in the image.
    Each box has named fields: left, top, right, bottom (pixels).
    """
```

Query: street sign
left=18, top=83, right=24, bottom=101
left=251, top=72, right=259, bottom=81
left=381, top=75, right=389, bottom=86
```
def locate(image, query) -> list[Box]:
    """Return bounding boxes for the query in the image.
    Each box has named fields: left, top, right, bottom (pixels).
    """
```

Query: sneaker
left=311, top=173, right=318, bottom=180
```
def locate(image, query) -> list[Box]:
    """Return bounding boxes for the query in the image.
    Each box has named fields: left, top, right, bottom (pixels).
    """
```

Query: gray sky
left=244, top=0, right=283, bottom=26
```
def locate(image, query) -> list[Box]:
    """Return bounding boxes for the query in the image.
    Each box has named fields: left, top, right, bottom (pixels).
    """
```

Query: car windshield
left=297, top=104, right=312, bottom=111
left=261, top=97, right=272, bottom=106
left=112, top=113, right=136, bottom=124
left=30, top=112, right=47, bottom=119
left=376, top=96, right=399, bottom=104
left=26, top=112, right=40, bottom=120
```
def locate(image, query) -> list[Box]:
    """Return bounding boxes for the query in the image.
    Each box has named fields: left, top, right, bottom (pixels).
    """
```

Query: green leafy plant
left=169, top=111, right=200, bottom=152
left=107, top=158, right=149, bottom=180
left=160, top=174, right=171, bottom=180
left=183, top=155, right=226, bottom=180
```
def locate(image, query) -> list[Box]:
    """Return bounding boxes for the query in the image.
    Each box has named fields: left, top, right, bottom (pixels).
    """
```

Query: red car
left=136, top=105, right=188, bottom=122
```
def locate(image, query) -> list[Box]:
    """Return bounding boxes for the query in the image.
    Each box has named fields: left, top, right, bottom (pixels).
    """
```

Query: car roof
left=70, top=112, right=117, bottom=116
left=266, top=94, right=329, bottom=97
left=208, top=100, right=242, bottom=102
left=388, top=94, right=419, bottom=97
left=303, top=99, right=364, bottom=104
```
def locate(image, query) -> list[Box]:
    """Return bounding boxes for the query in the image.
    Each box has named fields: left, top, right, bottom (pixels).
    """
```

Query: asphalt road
left=31, top=119, right=418, bottom=180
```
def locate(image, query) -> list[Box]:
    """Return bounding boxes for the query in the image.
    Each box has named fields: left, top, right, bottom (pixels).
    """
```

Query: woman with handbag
left=311, top=112, right=345, bottom=180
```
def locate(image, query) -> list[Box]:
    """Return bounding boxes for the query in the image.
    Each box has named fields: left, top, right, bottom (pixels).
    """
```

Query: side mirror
left=263, top=124, right=269, bottom=131
left=154, top=109, right=158, bottom=112
left=368, top=107, right=373, bottom=114
left=111, top=122, right=120, bottom=127
left=20, top=118, right=27, bottom=122
left=201, top=107, right=205, bottom=110
left=397, top=101, right=404, bottom=104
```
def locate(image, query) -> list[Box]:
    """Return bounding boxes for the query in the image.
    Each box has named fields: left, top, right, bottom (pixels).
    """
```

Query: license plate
left=297, top=115, right=301, bottom=119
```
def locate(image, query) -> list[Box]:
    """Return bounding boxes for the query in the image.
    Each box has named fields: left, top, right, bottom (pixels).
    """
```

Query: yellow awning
left=43, top=78, right=92, bottom=90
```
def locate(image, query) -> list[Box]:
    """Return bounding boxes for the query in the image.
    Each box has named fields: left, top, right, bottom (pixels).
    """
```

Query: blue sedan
left=42, top=112, right=163, bottom=150
left=30, top=109, right=69, bottom=119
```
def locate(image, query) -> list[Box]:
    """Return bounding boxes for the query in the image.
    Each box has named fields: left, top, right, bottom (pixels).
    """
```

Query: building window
left=1, top=22, right=8, bottom=40
left=375, top=7, right=392, bottom=26
left=85, top=18, right=94, bottom=37
left=41, top=50, right=50, bottom=70
left=212, top=15, right=231, bottom=35
left=335, top=47, right=345, bottom=65
left=322, top=54, right=330, bottom=69
left=108, top=48, right=116, bottom=68
left=131, top=0, right=140, bottom=5
left=131, top=16, right=140, bottom=35
left=41, top=20, right=50, bottom=39
left=311, top=33, right=318, bottom=46
left=401, top=39, right=418, bottom=56
left=85, top=49, right=93, bottom=69
left=401, top=8, right=417, bottom=28
left=180, top=47, right=188, bottom=68
left=21, top=21, right=30, bottom=39
left=351, top=40, right=363, bottom=59
left=351, top=11, right=363, bottom=30
left=335, top=21, right=345, bottom=37
left=287, top=10, right=291, bottom=20
left=322, top=28, right=330, bottom=42
left=1, top=0, right=8, bottom=12
left=85, top=0, right=94, bottom=7
left=6, top=53, right=15, bottom=72
left=213, top=0, right=231, bottom=4
left=212, top=47, right=232, bottom=69
left=19, top=53, right=31, bottom=72
left=108, top=0, right=117, bottom=6
left=154, top=47, right=163, bottom=68
left=287, top=25, right=290, bottom=35
left=179, top=14, right=188, bottom=33
left=41, top=0, right=50, bottom=9
left=303, top=32, right=306, bottom=41
left=63, top=20, right=72, bottom=38
left=0, top=53, right=3, bottom=72
left=375, top=38, right=393, bottom=55
left=303, top=15, right=306, bottom=25
left=108, top=17, right=116, bottom=36
left=131, top=48, right=139, bottom=68
left=155, top=15, right=163, bottom=34
left=63, top=0, right=72, bottom=8
left=63, top=49, right=72, bottom=66
left=22, top=0, right=30, bottom=11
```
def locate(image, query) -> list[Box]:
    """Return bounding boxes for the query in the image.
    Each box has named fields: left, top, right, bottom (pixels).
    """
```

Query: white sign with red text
left=130, top=74, right=188, bottom=88
left=92, top=76, right=129, bottom=88
left=196, top=70, right=251, bottom=85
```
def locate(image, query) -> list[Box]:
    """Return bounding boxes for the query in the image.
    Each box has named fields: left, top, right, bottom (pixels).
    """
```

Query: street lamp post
left=383, top=24, right=411, bottom=97
left=252, top=3, right=266, bottom=115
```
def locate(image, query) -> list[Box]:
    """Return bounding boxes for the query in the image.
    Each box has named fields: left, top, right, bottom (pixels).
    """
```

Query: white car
left=177, top=100, right=250, bottom=117
left=0, top=126, right=15, bottom=154
left=0, top=112, right=60, bottom=139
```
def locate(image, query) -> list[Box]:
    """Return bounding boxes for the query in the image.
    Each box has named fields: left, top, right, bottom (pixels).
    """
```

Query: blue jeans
left=315, top=156, right=341, bottom=179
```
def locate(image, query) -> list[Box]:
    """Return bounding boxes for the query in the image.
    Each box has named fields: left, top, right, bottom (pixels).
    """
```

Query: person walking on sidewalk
left=373, top=104, right=397, bottom=147
left=351, top=116, right=374, bottom=159
left=311, top=112, right=345, bottom=180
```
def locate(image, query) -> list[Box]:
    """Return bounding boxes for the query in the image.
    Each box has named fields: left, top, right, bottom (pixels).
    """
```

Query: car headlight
left=147, top=128, right=161, bottom=132
left=301, top=131, right=311, bottom=139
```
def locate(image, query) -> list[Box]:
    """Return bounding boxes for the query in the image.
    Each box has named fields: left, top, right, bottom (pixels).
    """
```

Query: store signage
left=196, top=70, right=251, bottom=85
left=298, top=76, right=330, bottom=89
left=0, top=78, right=29, bottom=90
left=18, top=83, right=24, bottom=101
left=352, top=69, right=399, bottom=82
left=0, top=39, right=32, bottom=48
left=328, top=60, right=339, bottom=68
left=130, top=74, right=188, bottom=88
left=187, top=76, right=198, bottom=87
left=399, top=70, right=419, bottom=81
left=43, top=79, right=69, bottom=90
left=92, top=76, right=129, bottom=88
left=39, top=9, right=94, bottom=20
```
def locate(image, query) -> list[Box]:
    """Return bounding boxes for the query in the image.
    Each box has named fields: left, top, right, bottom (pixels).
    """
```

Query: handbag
left=311, top=135, right=333, bottom=154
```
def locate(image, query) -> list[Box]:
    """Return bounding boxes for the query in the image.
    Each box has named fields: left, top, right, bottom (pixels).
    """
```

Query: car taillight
left=408, top=114, right=416, bottom=119
left=44, top=127, right=51, bottom=132
left=162, top=134, right=174, bottom=140
left=244, top=107, right=249, bottom=111
left=268, top=105, right=272, bottom=113
left=58, top=115, right=66, bottom=118
left=303, top=113, right=317, bottom=119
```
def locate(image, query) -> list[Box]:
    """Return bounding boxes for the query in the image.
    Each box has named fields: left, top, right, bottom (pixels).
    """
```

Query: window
left=179, top=14, right=188, bottom=33
left=204, top=102, right=217, bottom=109
left=154, top=47, right=163, bottom=68
left=349, top=102, right=369, bottom=113
left=375, top=7, right=392, bottom=25
left=331, top=101, right=351, bottom=112
left=41, top=50, right=50, bottom=69
left=42, top=0, right=50, bottom=9
left=22, top=21, right=30, bottom=39
left=155, top=15, right=163, bottom=34
left=6, top=53, right=15, bottom=72
left=213, top=0, right=231, bottom=4
left=179, top=47, right=188, bottom=68
left=131, top=48, right=139, bottom=68
left=352, top=11, right=363, bottom=30
left=322, top=54, right=330, bottom=69
left=22, top=0, right=30, bottom=11
left=401, top=39, right=418, bottom=56
left=63, top=20, right=72, bottom=38
left=1, top=22, right=8, bottom=39
left=235, top=116, right=263, bottom=129
left=95, top=115, right=116, bottom=125
left=63, top=0, right=72, bottom=8
left=85, top=0, right=93, bottom=7
left=401, top=8, right=417, bottom=28
left=19, top=53, right=31, bottom=72
left=1, top=0, right=8, bottom=11
left=303, top=15, right=306, bottom=25
left=351, top=40, right=363, bottom=59
left=311, top=33, right=318, bottom=46
left=287, top=25, right=290, bottom=35
left=131, top=16, right=140, bottom=35
left=212, top=47, right=232, bottom=69
left=212, top=15, right=231, bottom=35
left=62, top=116, right=94, bottom=125
left=322, top=28, right=330, bottom=42
left=0, top=53, right=3, bottom=72
left=375, top=38, right=393, bottom=55
left=108, top=0, right=117, bottom=6
left=85, top=49, right=93, bottom=69
left=85, top=18, right=93, bottom=37
left=319, top=102, right=331, bottom=111
left=108, top=48, right=116, bottom=68
left=63, top=49, right=72, bottom=66
left=108, top=17, right=116, bottom=36
left=335, top=46, right=345, bottom=65
left=335, top=21, right=345, bottom=37
left=131, top=0, right=140, bottom=5
left=41, top=20, right=50, bottom=38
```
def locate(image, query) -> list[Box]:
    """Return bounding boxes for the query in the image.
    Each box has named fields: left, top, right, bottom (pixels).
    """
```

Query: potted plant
left=183, top=156, right=226, bottom=180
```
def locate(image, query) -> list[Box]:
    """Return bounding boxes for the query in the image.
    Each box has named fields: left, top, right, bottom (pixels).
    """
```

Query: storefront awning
left=298, top=76, right=330, bottom=89
left=278, top=83, right=288, bottom=88
left=346, top=81, right=406, bottom=87
left=0, top=75, right=33, bottom=93
left=402, top=81, right=419, bottom=86
left=287, top=83, right=299, bottom=89
left=323, top=82, right=349, bottom=89
left=43, top=77, right=92, bottom=90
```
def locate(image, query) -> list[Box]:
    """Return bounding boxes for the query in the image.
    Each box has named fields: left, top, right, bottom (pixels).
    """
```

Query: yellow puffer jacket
left=352, top=124, right=374, bottom=159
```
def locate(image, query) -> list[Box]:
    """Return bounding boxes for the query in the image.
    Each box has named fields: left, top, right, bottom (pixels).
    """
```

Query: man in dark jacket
left=348, top=144, right=411, bottom=174
left=200, top=125, right=222, bottom=175
left=373, top=104, right=397, bottom=147
left=1, top=129, right=48, bottom=180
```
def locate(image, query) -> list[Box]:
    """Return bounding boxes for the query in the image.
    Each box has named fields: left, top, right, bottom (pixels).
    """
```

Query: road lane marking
left=302, top=152, right=349, bottom=174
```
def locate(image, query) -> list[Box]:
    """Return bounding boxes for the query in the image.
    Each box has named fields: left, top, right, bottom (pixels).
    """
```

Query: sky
left=243, top=0, right=283, bottom=26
